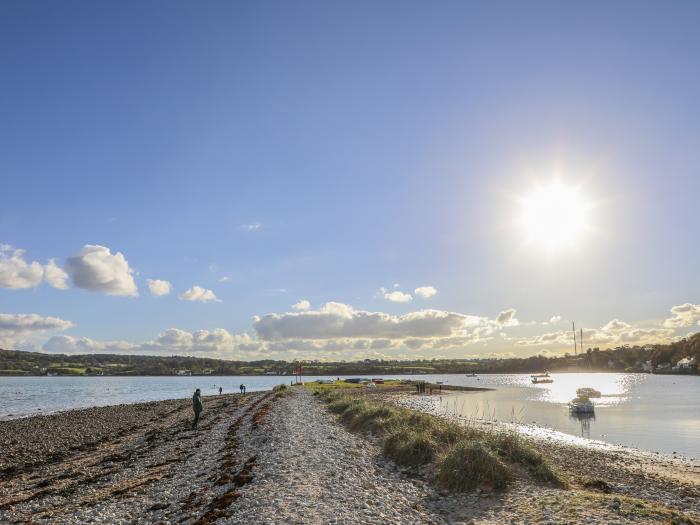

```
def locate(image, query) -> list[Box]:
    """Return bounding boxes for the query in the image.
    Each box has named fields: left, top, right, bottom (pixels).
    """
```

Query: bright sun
left=518, top=181, right=590, bottom=252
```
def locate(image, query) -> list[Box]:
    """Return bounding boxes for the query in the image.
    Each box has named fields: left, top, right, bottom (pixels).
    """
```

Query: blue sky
left=2, top=1, right=700, bottom=360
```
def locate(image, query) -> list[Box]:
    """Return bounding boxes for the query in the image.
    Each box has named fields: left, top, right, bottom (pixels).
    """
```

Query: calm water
left=1, top=373, right=698, bottom=458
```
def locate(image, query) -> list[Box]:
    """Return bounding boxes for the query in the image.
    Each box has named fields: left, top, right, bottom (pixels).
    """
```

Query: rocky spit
left=0, top=388, right=698, bottom=524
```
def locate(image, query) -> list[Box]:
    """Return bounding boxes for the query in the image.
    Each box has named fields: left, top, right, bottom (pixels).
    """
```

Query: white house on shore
left=673, top=356, right=697, bottom=370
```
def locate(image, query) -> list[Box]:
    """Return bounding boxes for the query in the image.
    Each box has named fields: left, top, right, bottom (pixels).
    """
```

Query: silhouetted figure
left=219, top=387, right=223, bottom=395
left=192, top=389, right=203, bottom=429
left=239, top=384, right=245, bottom=394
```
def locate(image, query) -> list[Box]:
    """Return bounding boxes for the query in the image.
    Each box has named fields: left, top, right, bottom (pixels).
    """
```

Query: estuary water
left=1, top=373, right=698, bottom=458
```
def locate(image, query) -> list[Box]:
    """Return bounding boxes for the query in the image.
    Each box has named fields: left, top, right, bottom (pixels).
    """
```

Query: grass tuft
left=436, top=441, right=513, bottom=491
left=495, top=432, right=569, bottom=487
left=383, top=427, right=437, bottom=467
left=320, top=391, right=566, bottom=494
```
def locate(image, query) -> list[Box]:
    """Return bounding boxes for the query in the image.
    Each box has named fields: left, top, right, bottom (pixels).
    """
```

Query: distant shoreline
left=1, top=370, right=698, bottom=377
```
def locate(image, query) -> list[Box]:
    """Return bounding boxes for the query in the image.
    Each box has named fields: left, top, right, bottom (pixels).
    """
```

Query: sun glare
left=518, top=181, right=590, bottom=253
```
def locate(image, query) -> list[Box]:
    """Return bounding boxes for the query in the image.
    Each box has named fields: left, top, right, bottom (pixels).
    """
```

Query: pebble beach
left=0, top=387, right=698, bottom=524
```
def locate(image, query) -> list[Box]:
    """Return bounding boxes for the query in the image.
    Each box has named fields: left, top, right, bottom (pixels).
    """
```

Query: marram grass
left=320, top=390, right=568, bottom=492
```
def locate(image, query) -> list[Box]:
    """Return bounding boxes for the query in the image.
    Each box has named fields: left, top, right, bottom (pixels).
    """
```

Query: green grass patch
left=495, top=432, right=569, bottom=487
left=436, top=441, right=512, bottom=491
left=319, top=391, right=566, bottom=494
left=304, top=379, right=403, bottom=393
left=383, top=427, right=437, bottom=467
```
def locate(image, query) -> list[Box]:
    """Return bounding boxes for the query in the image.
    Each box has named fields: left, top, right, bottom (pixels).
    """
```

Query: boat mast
left=580, top=328, right=584, bottom=354
left=572, top=322, right=577, bottom=356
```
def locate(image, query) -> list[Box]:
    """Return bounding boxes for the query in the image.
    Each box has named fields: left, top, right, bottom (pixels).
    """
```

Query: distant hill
left=1, top=333, right=699, bottom=376
left=0, top=349, right=290, bottom=376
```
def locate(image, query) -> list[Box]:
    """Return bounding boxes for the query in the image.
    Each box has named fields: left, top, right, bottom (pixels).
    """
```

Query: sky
left=2, top=1, right=700, bottom=361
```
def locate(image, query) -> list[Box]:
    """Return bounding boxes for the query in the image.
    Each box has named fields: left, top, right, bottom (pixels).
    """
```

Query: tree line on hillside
left=1, top=332, right=698, bottom=375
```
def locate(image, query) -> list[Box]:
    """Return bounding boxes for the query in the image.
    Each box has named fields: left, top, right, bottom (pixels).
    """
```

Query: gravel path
left=223, top=389, right=449, bottom=525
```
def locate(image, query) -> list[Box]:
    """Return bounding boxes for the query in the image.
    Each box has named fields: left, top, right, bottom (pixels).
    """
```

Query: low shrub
left=320, top=392, right=565, bottom=494
left=340, top=399, right=371, bottom=424
left=436, top=441, right=513, bottom=491
left=383, top=427, right=437, bottom=467
left=348, top=404, right=399, bottom=433
left=495, top=432, right=568, bottom=487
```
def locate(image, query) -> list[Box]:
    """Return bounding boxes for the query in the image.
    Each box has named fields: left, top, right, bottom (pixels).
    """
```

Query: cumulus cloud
left=44, top=259, right=69, bottom=289
left=516, top=317, right=673, bottom=348
left=548, top=315, right=562, bottom=325
left=414, top=286, right=438, bottom=299
left=179, top=286, right=220, bottom=303
left=496, top=308, right=519, bottom=327
left=66, top=245, right=138, bottom=296
left=42, top=327, right=260, bottom=358
left=0, top=245, right=68, bottom=290
left=663, top=303, right=700, bottom=328
left=292, top=299, right=311, bottom=311
left=379, top=287, right=412, bottom=303
left=0, top=313, right=74, bottom=349
left=254, top=302, right=482, bottom=341
left=602, top=319, right=631, bottom=332
left=147, top=279, right=172, bottom=297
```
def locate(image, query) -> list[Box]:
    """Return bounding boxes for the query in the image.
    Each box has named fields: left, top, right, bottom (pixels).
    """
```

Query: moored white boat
left=569, top=396, right=595, bottom=413
left=531, top=371, right=552, bottom=383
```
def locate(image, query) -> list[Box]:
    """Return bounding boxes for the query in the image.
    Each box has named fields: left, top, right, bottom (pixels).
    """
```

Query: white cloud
left=42, top=327, right=259, bottom=359
left=44, top=259, right=69, bottom=290
left=254, top=302, right=480, bottom=341
left=663, top=303, right=700, bottom=328
left=219, top=276, right=232, bottom=283
left=380, top=287, right=413, bottom=303
left=516, top=317, right=673, bottom=348
left=0, top=245, right=68, bottom=290
left=414, top=286, right=438, bottom=299
left=496, top=308, right=519, bottom=327
left=0, top=313, right=74, bottom=349
left=66, top=245, right=138, bottom=296
left=147, top=279, right=172, bottom=297
left=179, top=286, right=220, bottom=303
left=238, top=222, right=262, bottom=232
left=602, top=319, right=631, bottom=332
left=292, top=299, right=311, bottom=311
left=548, top=315, right=562, bottom=325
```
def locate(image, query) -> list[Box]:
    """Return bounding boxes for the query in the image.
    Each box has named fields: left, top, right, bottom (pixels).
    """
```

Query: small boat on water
left=465, top=373, right=477, bottom=377
left=576, top=387, right=601, bottom=398
left=569, top=396, right=595, bottom=414
left=531, top=371, right=553, bottom=384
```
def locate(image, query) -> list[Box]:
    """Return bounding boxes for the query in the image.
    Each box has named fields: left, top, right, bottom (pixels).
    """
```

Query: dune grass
left=305, top=379, right=403, bottom=393
left=321, top=390, right=568, bottom=492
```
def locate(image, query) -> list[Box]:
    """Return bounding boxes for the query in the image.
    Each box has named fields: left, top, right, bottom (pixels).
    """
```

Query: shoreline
left=394, top=391, right=700, bottom=464
left=5, top=385, right=698, bottom=463
left=383, top=391, right=699, bottom=515
left=1, top=388, right=698, bottom=524
left=2, top=370, right=698, bottom=377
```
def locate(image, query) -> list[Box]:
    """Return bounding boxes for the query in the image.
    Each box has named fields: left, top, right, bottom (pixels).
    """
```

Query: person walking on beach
left=192, top=388, right=203, bottom=429
left=239, top=384, right=246, bottom=394
left=219, top=386, right=223, bottom=395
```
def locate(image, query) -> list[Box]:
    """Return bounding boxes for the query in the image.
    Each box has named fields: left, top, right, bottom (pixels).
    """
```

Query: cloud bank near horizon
left=0, top=301, right=691, bottom=361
